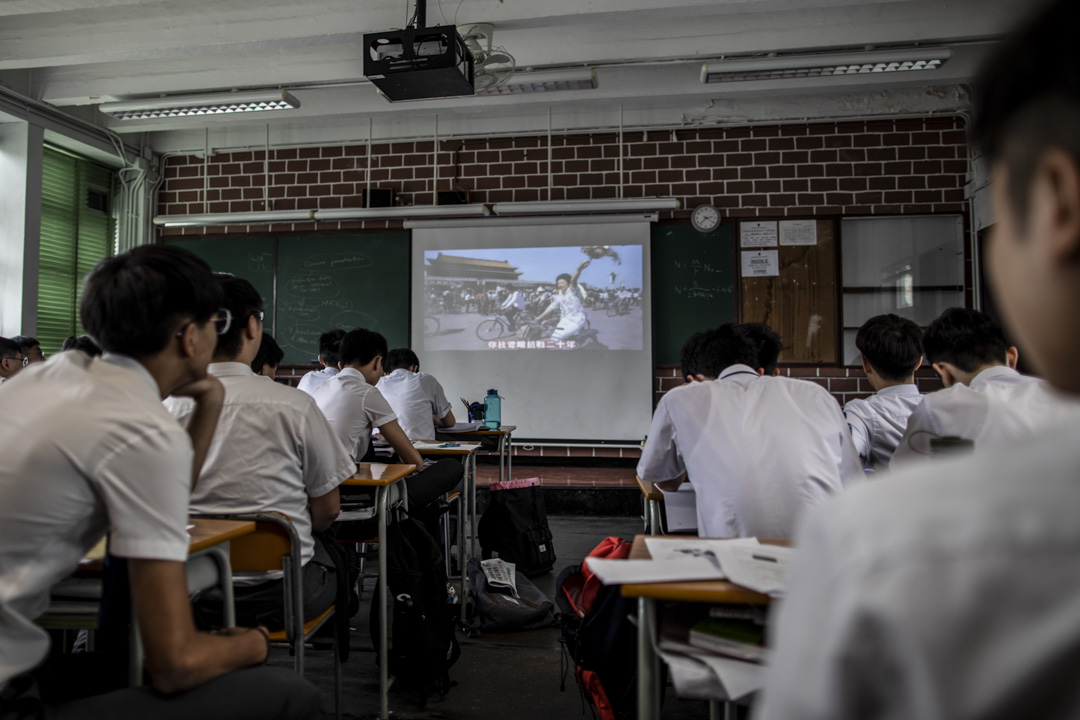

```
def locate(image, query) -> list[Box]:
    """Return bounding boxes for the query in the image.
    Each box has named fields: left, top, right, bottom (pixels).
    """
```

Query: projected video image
left=422, top=245, right=643, bottom=351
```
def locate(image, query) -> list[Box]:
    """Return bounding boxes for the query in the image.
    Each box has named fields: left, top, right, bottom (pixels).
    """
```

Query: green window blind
left=38, top=146, right=115, bottom=353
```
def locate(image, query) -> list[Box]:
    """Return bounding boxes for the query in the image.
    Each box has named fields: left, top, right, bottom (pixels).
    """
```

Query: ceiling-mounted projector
left=363, top=25, right=475, bottom=102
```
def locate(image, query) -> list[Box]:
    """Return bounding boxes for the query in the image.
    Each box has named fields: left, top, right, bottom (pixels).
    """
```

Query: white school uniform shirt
left=375, top=369, right=453, bottom=441
left=547, top=288, right=587, bottom=341
left=309, top=367, right=397, bottom=462
left=890, top=366, right=1080, bottom=468
left=637, top=365, right=863, bottom=539
left=843, top=383, right=922, bottom=470
left=0, top=353, right=192, bottom=690
left=165, top=362, right=354, bottom=571
left=756, top=420, right=1080, bottom=720
left=296, top=365, right=339, bottom=396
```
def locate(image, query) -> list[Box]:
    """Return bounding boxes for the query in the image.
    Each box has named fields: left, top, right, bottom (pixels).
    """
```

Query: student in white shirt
left=0, top=245, right=319, bottom=719
left=535, top=259, right=591, bottom=342
left=637, top=324, right=862, bottom=538
left=757, top=5, right=1080, bottom=716
left=251, top=332, right=284, bottom=380
left=295, top=328, right=344, bottom=395
left=167, top=275, right=355, bottom=631
left=890, top=307, right=1079, bottom=466
left=375, top=348, right=455, bottom=440
left=311, top=328, right=462, bottom=514
left=843, top=314, right=924, bottom=469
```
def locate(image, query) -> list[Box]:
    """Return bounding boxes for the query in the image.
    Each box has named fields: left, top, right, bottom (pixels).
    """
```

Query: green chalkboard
left=164, top=236, right=276, bottom=333
left=651, top=223, right=736, bottom=364
left=276, top=234, right=410, bottom=363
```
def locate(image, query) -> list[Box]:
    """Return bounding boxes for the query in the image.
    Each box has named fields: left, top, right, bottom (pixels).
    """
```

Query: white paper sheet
left=412, top=440, right=482, bottom=451
left=644, top=537, right=759, bottom=568
left=584, top=557, right=724, bottom=585
left=741, top=250, right=779, bottom=277
left=438, top=422, right=484, bottom=433
left=658, top=638, right=765, bottom=701
left=713, top=544, right=793, bottom=597
left=779, top=219, right=817, bottom=246
left=740, top=220, right=778, bottom=248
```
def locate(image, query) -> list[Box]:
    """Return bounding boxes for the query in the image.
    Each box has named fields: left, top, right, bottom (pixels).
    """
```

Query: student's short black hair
left=80, top=245, right=221, bottom=357
left=972, top=0, right=1080, bottom=224
left=0, top=337, right=21, bottom=359
left=319, top=328, right=346, bottom=367
left=739, top=322, right=784, bottom=374
left=251, top=332, right=284, bottom=373
left=61, top=335, right=103, bottom=357
left=680, top=330, right=715, bottom=380
left=923, top=308, right=1009, bottom=372
left=695, top=324, right=760, bottom=378
left=855, top=314, right=924, bottom=382
left=339, top=328, right=388, bottom=368
left=214, top=273, right=264, bottom=360
left=10, top=336, right=39, bottom=353
left=556, top=273, right=572, bottom=286
left=385, top=348, right=420, bottom=373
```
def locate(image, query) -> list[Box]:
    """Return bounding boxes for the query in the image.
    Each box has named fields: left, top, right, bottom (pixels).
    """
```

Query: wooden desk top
left=345, top=463, right=416, bottom=486
left=620, top=534, right=790, bottom=605
left=80, top=517, right=255, bottom=570
left=636, top=475, right=664, bottom=501
left=188, top=518, right=256, bottom=554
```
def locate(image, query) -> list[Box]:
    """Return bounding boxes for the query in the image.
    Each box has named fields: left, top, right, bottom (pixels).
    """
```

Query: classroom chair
left=201, top=511, right=343, bottom=720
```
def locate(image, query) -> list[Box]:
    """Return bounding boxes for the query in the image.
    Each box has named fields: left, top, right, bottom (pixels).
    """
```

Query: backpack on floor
left=556, top=537, right=649, bottom=720
left=478, top=477, right=556, bottom=577
left=371, top=511, right=461, bottom=696
left=465, top=556, right=558, bottom=633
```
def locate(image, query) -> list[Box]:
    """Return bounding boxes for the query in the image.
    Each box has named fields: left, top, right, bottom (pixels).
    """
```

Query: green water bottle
left=483, top=388, right=502, bottom=429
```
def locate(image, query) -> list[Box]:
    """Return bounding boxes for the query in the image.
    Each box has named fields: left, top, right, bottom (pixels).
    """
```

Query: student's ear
left=337, top=361, right=344, bottom=371
left=684, top=374, right=695, bottom=384
left=932, top=361, right=959, bottom=388
left=913, top=356, right=924, bottom=373
left=1006, top=346, right=1019, bottom=369
left=373, top=355, right=383, bottom=375
left=860, top=357, right=874, bottom=376
left=757, top=367, right=765, bottom=376
left=771, top=368, right=780, bottom=377
left=245, top=313, right=260, bottom=340
left=176, top=322, right=200, bottom=358
left=1038, top=149, right=1080, bottom=264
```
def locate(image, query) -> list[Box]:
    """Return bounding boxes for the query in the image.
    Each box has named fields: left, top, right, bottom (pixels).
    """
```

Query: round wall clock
left=691, top=204, right=721, bottom=233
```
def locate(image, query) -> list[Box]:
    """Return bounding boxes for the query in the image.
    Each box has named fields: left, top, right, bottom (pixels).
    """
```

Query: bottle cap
left=487, top=388, right=498, bottom=395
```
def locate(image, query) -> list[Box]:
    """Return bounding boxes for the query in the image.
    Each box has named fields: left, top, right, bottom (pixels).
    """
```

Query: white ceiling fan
left=457, top=22, right=516, bottom=90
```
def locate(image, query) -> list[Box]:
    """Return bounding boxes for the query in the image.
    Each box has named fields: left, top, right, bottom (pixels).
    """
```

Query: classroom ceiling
left=0, top=0, right=1033, bottom=153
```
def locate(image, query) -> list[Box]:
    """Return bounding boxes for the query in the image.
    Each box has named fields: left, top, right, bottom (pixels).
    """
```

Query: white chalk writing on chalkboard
left=279, top=297, right=355, bottom=321
left=287, top=274, right=336, bottom=296
left=673, top=283, right=734, bottom=300
left=301, top=253, right=373, bottom=272
left=249, top=252, right=273, bottom=273
left=672, top=259, right=725, bottom=277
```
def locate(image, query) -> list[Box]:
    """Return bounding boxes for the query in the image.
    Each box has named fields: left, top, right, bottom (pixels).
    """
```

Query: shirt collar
left=321, top=366, right=339, bottom=375
left=876, top=383, right=921, bottom=396
left=970, top=365, right=1020, bottom=387
left=718, top=364, right=760, bottom=381
left=208, top=361, right=256, bottom=378
left=101, top=352, right=161, bottom=397
left=338, top=367, right=371, bottom=385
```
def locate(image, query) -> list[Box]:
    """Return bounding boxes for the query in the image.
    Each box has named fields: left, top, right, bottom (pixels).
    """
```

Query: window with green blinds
left=38, top=146, right=116, bottom=353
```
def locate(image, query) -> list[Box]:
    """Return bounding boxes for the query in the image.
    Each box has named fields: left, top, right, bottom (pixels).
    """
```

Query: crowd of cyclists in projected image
left=422, top=244, right=644, bottom=351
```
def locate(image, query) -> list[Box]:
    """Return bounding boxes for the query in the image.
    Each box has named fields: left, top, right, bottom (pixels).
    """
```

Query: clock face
left=691, top=205, right=720, bottom=233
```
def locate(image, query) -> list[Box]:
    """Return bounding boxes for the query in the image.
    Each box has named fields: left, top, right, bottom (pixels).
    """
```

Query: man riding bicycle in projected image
left=421, top=244, right=644, bottom=351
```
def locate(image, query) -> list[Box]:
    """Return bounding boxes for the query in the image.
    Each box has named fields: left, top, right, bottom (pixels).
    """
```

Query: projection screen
left=411, top=220, right=654, bottom=441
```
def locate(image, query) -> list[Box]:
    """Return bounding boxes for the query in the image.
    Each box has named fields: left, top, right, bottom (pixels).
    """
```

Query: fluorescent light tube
left=403, top=213, right=658, bottom=229
left=314, top=204, right=490, bottom=220
left=101, top=90, right=300, bottom=120
left=152, top=210, right=314, bottom=227
left=701, top=48, right=951, bottom=83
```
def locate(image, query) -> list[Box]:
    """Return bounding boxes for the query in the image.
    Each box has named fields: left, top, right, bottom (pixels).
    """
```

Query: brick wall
left=157, top=116, right=968, bottom=235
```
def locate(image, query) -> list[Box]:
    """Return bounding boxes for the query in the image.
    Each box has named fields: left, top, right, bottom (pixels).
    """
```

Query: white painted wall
left=0, top=122, right=42, bottom=337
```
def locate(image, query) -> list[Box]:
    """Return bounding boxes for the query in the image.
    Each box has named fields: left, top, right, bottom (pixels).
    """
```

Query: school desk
left=413, top=441, right=482, bottom=622
left=437, top=425, right=518, bottom=486
left=621, top=535, right=790, bottom=720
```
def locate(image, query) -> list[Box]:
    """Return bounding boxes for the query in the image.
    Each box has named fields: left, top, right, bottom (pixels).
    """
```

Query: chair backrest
left=209, top=512, right=297, bottom=572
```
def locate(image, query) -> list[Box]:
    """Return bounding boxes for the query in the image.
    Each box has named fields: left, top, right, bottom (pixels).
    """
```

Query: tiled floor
left=475, top=464, right=637, bottom=488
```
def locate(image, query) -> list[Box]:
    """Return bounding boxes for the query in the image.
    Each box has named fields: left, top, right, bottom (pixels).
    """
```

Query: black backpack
left=477, top=481, right=556, bottom=577
left=371, top=512, right=461, bottom=696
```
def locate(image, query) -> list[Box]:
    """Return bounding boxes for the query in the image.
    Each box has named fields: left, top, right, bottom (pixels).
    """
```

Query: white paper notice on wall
left=739, top=221, right=778, bottom=248
left=779, top=219, right=817, bottom=246
left=741, top=250, right=779, bottom=277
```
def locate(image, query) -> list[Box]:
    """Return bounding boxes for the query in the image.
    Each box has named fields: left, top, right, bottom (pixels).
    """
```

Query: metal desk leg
left=470, top=452, right=478, bottom=560
left=506, top=431, right=512, bottom=484
left=377, top=485, right=390, bottom=720
left=459, top=453, right=472, bottom=623
left=638, top=597, right=661, bottom=720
